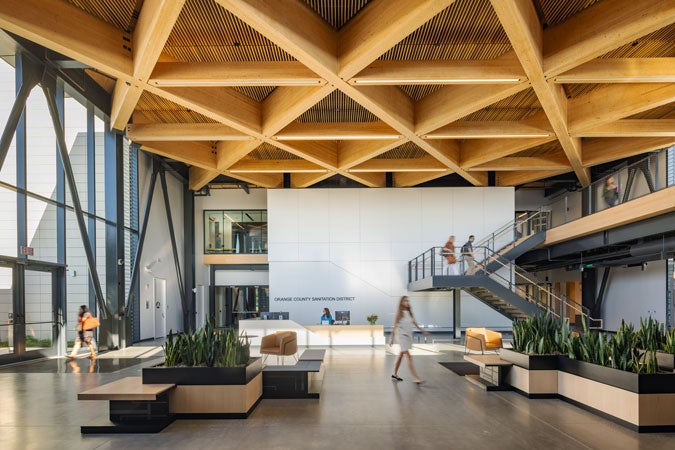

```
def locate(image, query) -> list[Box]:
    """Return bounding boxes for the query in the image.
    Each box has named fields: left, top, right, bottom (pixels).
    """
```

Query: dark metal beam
left=86, top=102, right=97, bottom=314
left=0, top=59, right=37, bottom=172
left=453, top=289, right=461, bottom=339
left=595, top=267, right=611, bottom=319
left=160, top=169, right=188, bottom=330
left=183, top=183, right=195, bottom=331
left=124, top=163, right=158, bottom=314
left=41, top=76, right=110, bottom=319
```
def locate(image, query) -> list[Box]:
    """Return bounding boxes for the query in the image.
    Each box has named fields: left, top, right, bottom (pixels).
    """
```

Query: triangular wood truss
left=1, top=0, right=673, bottom=189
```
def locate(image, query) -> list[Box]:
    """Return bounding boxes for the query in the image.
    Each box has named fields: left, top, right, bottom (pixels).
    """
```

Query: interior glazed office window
left=203, top=210, right=267, bottom=254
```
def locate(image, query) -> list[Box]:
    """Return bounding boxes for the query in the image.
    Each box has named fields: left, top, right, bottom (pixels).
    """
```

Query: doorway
left=214, top=285, right=269, bottom=328
left=153, top=278, right=167, bottom=340
left=0, top=260, right=63, bottom=364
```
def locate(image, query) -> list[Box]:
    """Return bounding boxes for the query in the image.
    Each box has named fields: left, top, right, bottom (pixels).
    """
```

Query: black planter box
left=499, top=348, right=559, bottom=370
left=143, top=357, right=262, bottom=385
left=558, top=357, right=675, bottom=394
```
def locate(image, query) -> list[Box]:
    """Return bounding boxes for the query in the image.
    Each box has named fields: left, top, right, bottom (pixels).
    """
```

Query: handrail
left=407, top=245, right=602, bottom=328
left=472, top=246, right=598, bottom=326
left=473, top=209, right=550, bottom=255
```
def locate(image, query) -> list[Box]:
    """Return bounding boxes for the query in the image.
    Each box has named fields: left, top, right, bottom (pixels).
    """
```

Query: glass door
left=0, top=266, right=14, bottom=357
left=24, top=268, right=58, bottom=357
left=213, top=285, right=269, bottom=328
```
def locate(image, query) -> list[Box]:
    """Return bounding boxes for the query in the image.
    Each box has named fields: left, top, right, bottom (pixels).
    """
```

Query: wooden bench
left=78, top=377, right=176, bottom=434
left=262, top=349, right=325, bottom=398
left=463, top=354, right=513, bottom=391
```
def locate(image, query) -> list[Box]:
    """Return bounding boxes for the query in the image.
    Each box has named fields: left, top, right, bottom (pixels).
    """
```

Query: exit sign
left=20, top=246, right=34, bottom=256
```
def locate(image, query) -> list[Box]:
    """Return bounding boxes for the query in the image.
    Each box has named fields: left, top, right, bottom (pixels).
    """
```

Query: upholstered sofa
left=260, top=331, right=298, bottom=364
left=465, top=327, right=503, bottom=354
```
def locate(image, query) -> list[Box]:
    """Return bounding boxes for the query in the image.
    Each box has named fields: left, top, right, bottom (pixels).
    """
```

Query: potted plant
left=366, top=314, right=379, bottom=325
left=143, top=320, right=263, bottom=418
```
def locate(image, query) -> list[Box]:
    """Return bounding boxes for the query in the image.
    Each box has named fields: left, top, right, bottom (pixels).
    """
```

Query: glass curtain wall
left=0, top=53, right=140, bottom=361
left=204, top=210, right=268, bottom=254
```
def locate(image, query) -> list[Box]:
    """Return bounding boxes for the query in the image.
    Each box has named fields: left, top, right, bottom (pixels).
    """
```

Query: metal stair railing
left=472, top=246, right=602, bottom=328
left=473, top=209, right=551, bottom=256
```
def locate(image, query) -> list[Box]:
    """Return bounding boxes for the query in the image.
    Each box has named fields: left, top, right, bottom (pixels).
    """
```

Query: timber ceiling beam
left=568, top=83, right=675, bottom=134
left=491, top=0, right=589, bottom=186
left=543, top=0, right=675, bottom=77
left=290, top=172, right=336, bottom=188
left=215, top=140, right=261, bottom=171
left=274, top=122, right=402, bottom=140
left=139, top=141, right=216, bottom=170
left=348, top=58, right=526, bottom=85
left=127, top=123, right=254, bottom=141
left=220, top=172, right=283, bottom=188
left=415, top=82, right=530, bottom=135
left=261, top=85, right=335, bottom=136
left=228, top=159, right=328, bottom=173
left=338, top=139, right=404, bottom=170
left=111, top=0, right=186, bottom=129
left=337, top=0, right=457, bottom=79
left=423, top=121, right=552, bottom=139
left=496, top=169, right=571, bottom=187
left=349, top=155, right=447, bottom=172
left=149, top=61, right=325, bottom=87
left=574, top=119, right=675, bottom=138
left=553, top=58, right=675, bottom=84
left=217, top=0, right=481, bottom=185
left=0, top=0, right=132, bottom=78
left=582, top=136, right=675, bottom=167
left=394, top=170, right=454, bottom=188
left=467, top=155, right=571, bottom=171
left=341, top=171, right=387, bottom=188
left=189, top=167, right=220, bottom=191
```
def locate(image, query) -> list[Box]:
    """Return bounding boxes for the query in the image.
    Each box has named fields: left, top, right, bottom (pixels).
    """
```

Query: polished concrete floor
left=1, top=343, right=674, bottom=450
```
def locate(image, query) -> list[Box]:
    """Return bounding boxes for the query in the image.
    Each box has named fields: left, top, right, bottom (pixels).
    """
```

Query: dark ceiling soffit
left=6, top=32, right=111, bottom=117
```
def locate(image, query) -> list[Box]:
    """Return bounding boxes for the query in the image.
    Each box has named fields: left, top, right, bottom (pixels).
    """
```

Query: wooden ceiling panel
left=248, top=143, right=301, bottom=160
left=379, top=0, right=511, bottom=61
left=375, top=142, right=427, bottom=159
left=563, top=83, right=601, bottom=99
left=601, top=23, right=675, bottom=58
left=512, top=141, right=563, bottom=157
left=230, top=86, right=276, bottom=102
left=67, top=0, right=138, bottom=32
left=461, top=88, right=541, bottom=121
left=296, top=90, right=379, bottom=123
left=537, top=0, right=601, bottom=28
left=136, top=91, right=217, bottom=123
left=164, top=0, right=295, bottom=62
left=303, top=0, right=371, bottom=31
left=399, top=85, right=444, bottom=102
left=627, top=103, right=675, bottom=120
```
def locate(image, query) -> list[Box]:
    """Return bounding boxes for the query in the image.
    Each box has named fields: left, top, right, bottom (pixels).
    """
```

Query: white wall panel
left=268, top=187, right=514, bottom=329
left=297, top=190, right=329, bottom=243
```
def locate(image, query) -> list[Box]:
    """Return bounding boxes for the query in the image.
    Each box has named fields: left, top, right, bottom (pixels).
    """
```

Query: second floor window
left=204, top=210, right=267, bottom=254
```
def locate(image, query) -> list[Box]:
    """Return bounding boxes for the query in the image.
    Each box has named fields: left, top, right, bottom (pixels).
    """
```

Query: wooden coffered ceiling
left=0, top=0, right=673, bottom=190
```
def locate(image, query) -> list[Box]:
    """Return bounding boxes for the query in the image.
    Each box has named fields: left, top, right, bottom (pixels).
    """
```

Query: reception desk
left=239, top=320, right=385, bottom=347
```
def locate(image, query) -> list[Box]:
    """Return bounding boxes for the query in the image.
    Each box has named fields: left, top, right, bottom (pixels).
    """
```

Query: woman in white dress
left=389, top=296, right=430, bottom=384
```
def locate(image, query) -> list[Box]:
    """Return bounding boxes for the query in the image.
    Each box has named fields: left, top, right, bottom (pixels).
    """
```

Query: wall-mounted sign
left=20, top=246, right=34, bottom=256
left=274, top=296, right=356, bottom=302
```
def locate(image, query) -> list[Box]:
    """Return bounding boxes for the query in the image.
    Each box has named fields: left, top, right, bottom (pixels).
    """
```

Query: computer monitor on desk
left=334, top=310, right=350, bottom=325
left=261, top=311, right=289, bottom=320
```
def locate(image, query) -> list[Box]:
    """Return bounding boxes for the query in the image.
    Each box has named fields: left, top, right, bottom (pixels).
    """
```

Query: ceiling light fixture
left=152, top=79, right=324, bottom=86
left=353, top=78, right=520, bottom=84
left=423, top=133, right=550, bottom=139
left=274, top=135, right=402, bottom=140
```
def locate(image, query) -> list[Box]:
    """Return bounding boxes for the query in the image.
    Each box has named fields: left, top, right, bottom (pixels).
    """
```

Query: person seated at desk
left=321, top=308, right=333, bottom=325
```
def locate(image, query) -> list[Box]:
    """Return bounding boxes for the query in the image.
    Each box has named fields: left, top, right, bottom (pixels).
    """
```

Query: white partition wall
left=268, top=187, right=515, bottom=329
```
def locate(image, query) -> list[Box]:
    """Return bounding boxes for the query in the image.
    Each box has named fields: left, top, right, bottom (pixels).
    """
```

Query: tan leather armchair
left=260, top=331, right=298, bottom=365
left=465, top=327, right=503, bottom=354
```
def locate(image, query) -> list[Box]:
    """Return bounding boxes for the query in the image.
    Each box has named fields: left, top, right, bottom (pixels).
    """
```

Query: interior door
left=153, top=278, right=167, bottom=340
left=0, top=266, right=14, bottom=357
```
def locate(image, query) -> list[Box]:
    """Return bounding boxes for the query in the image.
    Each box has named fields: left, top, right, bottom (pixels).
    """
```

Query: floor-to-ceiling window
left=0, top=51, right=139, bottom=363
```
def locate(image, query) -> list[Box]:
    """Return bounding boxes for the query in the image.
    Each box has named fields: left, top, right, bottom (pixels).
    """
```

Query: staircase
left=407, top=211, right=602, bottom=327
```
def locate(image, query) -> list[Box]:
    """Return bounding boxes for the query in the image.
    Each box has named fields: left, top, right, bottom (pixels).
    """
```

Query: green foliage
left=162, top=319, right=252, bottom=368
left=366, top=314, right=379, bottom=325
left=512, top=312, right=560, bottom=354
left=663, top=328, right=675, bottom=354
left=635, top=316, right=665, bottom=351
left=515, top=314, right=665, bottom=374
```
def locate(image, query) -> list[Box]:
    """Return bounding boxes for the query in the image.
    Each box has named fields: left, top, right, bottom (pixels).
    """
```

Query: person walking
left=67, top=305, right=97, bottom=359
left=461, top=235, right=475, bottom=274
left=442, top=235, right=457, bottom=275
left=603, top=176, right=619, bottom=208
left=389, top=296, right=431, bottom=384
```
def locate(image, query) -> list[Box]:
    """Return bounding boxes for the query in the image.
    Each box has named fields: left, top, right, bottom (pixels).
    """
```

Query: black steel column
left=0, top=57, right=37, bottom=172
left=41, top=78, right=110, bottom=320
left=125, top=164, right=158, bottom=313
left=159, top=169, right=188, bottom=330
left=54, top=80, right=67, bottom=356
left=183, top=183, right=195, bottom=330
left=283, top=173, right=291, bottom=188
left=13, top=54, right=28, bottom=357
left=581, top=268, right=597, bottom=322
left=86, top=103, right=97, bottom=314
left=453, top=289, right=461, bottom=339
